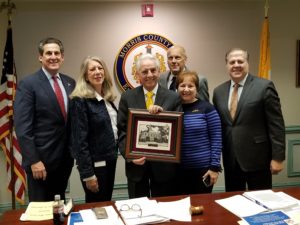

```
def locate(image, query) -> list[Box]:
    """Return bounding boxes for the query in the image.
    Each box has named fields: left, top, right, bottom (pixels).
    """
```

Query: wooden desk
left=1, top=187, right=299, bottom=225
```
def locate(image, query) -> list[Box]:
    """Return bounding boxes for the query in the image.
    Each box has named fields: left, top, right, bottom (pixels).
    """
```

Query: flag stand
left=0, top=0, right=17, bottom=210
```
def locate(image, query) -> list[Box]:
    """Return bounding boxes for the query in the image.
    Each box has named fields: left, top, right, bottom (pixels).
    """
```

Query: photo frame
left=297, top=40, right=300, bottom=87
left=125, top=109, right=183, bottom=163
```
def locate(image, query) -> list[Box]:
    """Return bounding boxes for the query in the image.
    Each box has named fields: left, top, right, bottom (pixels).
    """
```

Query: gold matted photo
left=125, top=109, right=183, bottom=163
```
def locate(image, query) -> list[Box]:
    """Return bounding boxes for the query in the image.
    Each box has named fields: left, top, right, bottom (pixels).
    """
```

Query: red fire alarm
left=142, top=4, right=154, bottom=17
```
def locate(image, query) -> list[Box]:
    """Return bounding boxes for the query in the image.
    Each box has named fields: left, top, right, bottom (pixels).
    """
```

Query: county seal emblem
left=114, top=33, right=173, bottom=92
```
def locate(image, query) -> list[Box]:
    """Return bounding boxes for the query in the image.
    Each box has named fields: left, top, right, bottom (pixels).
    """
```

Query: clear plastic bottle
left=53, top=194, right=64, bottom=225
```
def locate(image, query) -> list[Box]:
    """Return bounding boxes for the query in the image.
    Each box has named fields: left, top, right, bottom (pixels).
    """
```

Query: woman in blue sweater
left=176, top=71, right=222, bottom=194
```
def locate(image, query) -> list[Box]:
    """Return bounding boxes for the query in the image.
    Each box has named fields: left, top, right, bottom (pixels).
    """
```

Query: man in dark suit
left=213, top=48, right=285, bottom=191
left=159, top=45, right=209, bottom=102
left=14, top=37, right=75, bottom=201
left=118, top=53, right=182, bottom=198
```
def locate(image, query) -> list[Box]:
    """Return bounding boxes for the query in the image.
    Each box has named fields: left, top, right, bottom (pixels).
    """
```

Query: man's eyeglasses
left=119, top=203, right=142, bottom=219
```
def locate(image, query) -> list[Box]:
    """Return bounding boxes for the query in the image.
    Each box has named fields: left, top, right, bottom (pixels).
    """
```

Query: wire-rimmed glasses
left=119, top=203, right=142, bottom=219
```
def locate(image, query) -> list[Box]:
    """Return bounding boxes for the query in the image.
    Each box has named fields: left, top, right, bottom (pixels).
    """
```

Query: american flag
left=0, top=21, right=26, bottom=205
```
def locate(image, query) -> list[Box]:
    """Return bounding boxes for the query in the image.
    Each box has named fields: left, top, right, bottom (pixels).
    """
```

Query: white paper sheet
left=157, top=197, right=191, bottom=222
left=215, top=194, right=267, bottom=217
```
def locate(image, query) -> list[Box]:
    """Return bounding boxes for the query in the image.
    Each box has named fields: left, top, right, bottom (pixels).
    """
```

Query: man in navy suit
left=14, top=37, right=75, bottom=201
left=159, top=45, right=209, bottom=102
left=118, top=53, right=182, bottom=198
left=213, top=48, right=285, bottom=191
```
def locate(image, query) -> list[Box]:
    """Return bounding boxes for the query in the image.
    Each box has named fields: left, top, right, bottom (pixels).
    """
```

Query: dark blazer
left=14, top=69, right=75, bottom=173
left=159, top=70, right=209, bottom=102
left=117, top=85, right=182, bottom=182
left=69, top=97, right=118, bottom=180
left=212, top=74, right=285, bottom=172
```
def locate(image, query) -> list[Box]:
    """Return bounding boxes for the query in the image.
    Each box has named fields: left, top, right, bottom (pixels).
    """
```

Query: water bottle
left=53, top=194, right=64, bottom=225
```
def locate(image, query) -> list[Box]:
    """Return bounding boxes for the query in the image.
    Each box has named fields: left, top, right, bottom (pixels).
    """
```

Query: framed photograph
left=125, top=109, right=183, bottom=163
left=297, top=40, right=300, bottom=87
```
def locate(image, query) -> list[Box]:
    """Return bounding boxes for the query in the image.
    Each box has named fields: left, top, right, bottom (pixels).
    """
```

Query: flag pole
left=0, top=0, right=17, bottom=210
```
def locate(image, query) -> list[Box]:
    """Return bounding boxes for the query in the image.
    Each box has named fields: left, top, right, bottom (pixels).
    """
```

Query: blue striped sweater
left=181, top=99, right=222, bottom=170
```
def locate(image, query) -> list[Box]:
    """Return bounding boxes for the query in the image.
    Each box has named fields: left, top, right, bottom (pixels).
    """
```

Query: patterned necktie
left=229, top=83, right=240, bottom=120
left=146, top=91, right=154, bottom=109
left=169, top=76, right=176, bottom=91
left=52, top=75, right=67, bottom=121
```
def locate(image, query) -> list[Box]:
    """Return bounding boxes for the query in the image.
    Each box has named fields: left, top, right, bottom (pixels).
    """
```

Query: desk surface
left=1, top=187, right=299, bottom=225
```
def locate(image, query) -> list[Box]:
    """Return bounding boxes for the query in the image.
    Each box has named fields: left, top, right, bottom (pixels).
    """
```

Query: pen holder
left=190, top=205, right=204, bottom=215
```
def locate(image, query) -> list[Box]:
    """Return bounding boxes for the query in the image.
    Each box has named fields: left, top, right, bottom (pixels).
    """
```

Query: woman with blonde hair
left=69, top=56, right=118, bottom=202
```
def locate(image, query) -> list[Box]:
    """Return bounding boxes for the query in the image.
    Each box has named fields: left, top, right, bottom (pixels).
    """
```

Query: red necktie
left=52, top=75, right=67, bottom=121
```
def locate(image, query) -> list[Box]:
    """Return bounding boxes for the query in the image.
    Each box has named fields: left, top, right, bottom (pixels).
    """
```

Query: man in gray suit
left=118, top=53, right=182, bottom=198
left=159, top=45, right=209, bottom=102
left=14, top=37, right=75, bottom=201
left=213, top=48, right=285, bottom=191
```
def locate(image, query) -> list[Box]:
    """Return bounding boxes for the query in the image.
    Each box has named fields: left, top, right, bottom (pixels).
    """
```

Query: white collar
left=143, top=83, right=158, bottom=95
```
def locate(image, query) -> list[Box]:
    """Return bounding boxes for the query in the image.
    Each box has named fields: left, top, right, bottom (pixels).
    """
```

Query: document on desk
left=240, top=210, right=298, bottom=225
left=115, top=196, right=191, bottom=225
left=19, top=201, right=53, bottom=221
left=243, top=190, right=300, bottom=211
left=72, top=206, right=124, bottom=225
left=215, top=194, right=267, bottom=218
left=157, top=197, right=191, bottom=222
left=115, top=197, right=169, bottom=225
left=20, top=199, right=74, bottom=221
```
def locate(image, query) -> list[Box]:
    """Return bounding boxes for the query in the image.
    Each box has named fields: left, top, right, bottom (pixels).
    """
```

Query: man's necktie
left=146, top=91, right=154, bottom=109
left=169, top=76, right=176, bottom=91
left=52, top=75, right=67, bottom=121
left=229, top=83, right=240, bottom=120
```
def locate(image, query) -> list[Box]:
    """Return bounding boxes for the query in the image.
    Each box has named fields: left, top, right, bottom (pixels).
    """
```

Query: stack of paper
left=243, top=190, right=299, bottom=211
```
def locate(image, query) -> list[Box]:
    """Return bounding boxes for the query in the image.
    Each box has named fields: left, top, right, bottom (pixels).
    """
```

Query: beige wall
left=0, top=0, right=300, bottom=205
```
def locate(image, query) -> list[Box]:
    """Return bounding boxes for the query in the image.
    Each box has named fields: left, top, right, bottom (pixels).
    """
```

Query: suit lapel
left=221, top=81, right=232, bottom=122
left=154, top=85, right=165, bottom=106
left=136, top=86, right=147, bottom=109
left=234, top=74, right=253, bottom=121
left=61, top=75, right=73, bottom=96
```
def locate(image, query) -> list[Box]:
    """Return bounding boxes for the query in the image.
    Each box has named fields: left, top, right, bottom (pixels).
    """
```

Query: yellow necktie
left=146, top=91, right=154, bottom=109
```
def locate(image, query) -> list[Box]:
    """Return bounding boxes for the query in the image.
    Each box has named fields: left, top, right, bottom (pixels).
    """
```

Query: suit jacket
left=159, top=70, right=209, bottom=102
left=212, top=74, right=285, bottom=172
left=14, top=68, right=76, bottom=173
left=117, top=85, right=182, bottom=182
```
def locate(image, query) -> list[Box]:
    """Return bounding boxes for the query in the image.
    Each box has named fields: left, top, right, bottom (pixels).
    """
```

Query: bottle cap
left=54, top=194, right=61, bottom=201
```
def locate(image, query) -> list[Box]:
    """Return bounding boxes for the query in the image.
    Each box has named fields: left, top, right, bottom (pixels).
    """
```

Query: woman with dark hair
left=176, top=71, right=222, bottom=194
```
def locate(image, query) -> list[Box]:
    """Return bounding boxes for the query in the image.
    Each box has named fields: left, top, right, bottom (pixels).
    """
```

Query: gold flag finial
left=264, top=0, right=269, bottom=18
